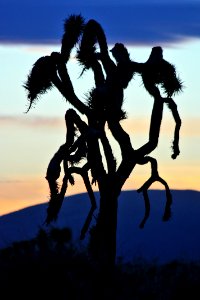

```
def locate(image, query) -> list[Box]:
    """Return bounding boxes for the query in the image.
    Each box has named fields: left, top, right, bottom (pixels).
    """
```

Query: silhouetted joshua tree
left=24, top=14, right=183, bottom=268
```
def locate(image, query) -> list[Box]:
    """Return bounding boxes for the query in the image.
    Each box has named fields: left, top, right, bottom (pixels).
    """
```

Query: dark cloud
left=0, top=3, right=199, bottom=45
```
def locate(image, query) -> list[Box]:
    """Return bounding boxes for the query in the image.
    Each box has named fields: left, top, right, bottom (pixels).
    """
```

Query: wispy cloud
left=0, top=115, right=64, bottom=129
left=0, top=2, right=199, bottom=46
left=0, top=179, right=22, bottom=184
left=120, top=116, right=200, bottom=137
left=1, top=114, right=200, bottom=136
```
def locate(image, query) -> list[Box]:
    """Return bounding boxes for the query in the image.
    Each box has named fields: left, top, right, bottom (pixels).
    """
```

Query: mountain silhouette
left=0, top=190, right=200, bottom=264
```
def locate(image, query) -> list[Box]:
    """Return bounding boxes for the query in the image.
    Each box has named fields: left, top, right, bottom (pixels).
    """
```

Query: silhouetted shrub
left=0, top=228, right=200, bottom=299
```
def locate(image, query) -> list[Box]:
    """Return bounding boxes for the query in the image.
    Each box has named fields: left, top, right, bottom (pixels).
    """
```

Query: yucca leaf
left=77, top=20, right=98, bottom=71
left=23, top=56, right=56, bottom=112
left=160, top=61, right=183, bottom=97
left=61, top=14, right=85, bottom=62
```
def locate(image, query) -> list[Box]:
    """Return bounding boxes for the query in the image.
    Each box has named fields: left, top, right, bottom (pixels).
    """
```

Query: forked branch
left=137, top=156, right=172, bottom=228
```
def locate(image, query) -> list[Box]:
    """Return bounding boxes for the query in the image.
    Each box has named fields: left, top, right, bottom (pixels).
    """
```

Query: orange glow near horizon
left=0, top=176, right=87, bottom=216
left=1, top=114, right=199, bottom=216
left=0, top=162, right=199, bottom=217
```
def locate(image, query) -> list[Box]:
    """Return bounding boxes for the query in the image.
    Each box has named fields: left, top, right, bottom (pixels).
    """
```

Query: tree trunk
left=88, top=175, right=120, bottom=269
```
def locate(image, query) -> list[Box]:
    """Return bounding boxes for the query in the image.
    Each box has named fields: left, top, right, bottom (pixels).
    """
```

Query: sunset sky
left=0, top=0, right=200, bottom=215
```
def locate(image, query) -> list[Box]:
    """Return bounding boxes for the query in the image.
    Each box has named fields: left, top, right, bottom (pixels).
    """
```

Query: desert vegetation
left=24, top=14, right=182, bottom=267
left=0, top=227, right=199, bottom=300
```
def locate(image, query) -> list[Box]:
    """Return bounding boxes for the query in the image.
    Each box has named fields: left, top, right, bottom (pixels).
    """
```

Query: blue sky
left=0, top=0, right=200, bottom=215
left=1, top=1, right=200, bottom=45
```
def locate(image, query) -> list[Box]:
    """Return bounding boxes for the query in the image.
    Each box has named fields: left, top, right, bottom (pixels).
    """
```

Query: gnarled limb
left=46, top=158, right=97, bottom=239
left=45, top=110, right=89, bottom=225
left=137, top=156, right=172, bottom=228
left=50, top=52, right=90, bottom=116
left=45, top=143, right=96, bottom=225
left=131, top=47, right=182, bottom=159
left=68, top=164, right=97, bottom=240
left=45, top=108, right=104, bottom=228
left=45, top=154, right=70, bottom=225
left=135, top=96, right=164, bottom=158
left=164, top=98, right=182, bottom=159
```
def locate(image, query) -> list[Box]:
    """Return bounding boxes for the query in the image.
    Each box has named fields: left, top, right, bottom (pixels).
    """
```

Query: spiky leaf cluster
left=24, top=56, right=56, bottom=112
left=77, top=20, right=98, bottom=72
left=160, top=61, right=183, bottom=97
left=61, top=14, right=85, bottom=62
left=85, top=88, right=127, bottom=121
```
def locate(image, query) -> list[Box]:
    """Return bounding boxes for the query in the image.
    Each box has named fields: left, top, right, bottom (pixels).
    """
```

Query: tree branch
left=137, top=156, right=172, bottom=228
left=50, top=52, right=90, bottom=116
left=164, top=98, right=182, bottom=159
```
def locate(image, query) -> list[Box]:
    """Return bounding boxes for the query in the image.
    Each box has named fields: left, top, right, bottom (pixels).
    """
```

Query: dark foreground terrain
left=0, top=227, right=200, bottom=300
